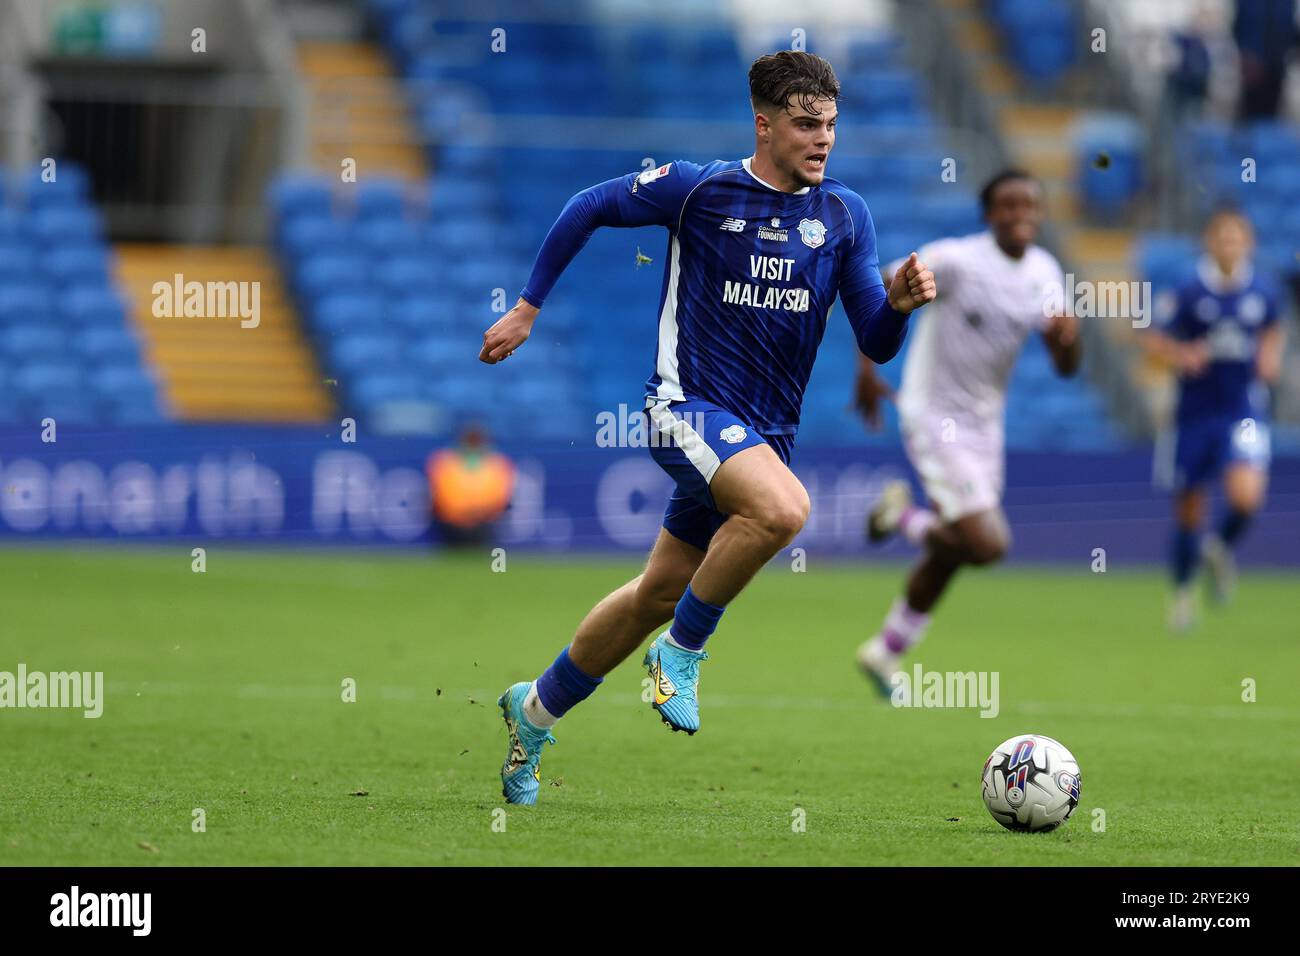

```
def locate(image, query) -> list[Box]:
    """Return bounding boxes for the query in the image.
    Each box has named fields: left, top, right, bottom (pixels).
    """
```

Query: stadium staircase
left=298, top=41, right=427, bottom=180
left=115, top=245, right=333, bottom=423
left=936, top=0, right=1144, bottom=435
left=110, top=39, right=427, bottom=426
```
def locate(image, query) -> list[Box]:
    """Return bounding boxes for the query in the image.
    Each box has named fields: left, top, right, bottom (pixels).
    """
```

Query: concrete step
left=115, top=243, right=334, bottom=424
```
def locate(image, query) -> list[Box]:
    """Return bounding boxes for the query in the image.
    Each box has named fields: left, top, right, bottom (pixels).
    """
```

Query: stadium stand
left=261, top=0, right=1123, bottom=450
left=0, top=162, right=165, bottom=427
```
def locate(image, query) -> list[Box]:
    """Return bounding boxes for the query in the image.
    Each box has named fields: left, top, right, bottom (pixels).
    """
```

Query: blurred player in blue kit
left=1147, top=208, right=1287, bottom=631
left=478, top=51, right=936, bottom=804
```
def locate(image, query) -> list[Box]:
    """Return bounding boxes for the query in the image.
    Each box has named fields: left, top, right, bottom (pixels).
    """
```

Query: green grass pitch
left=0, top=546, right=1295, bottom=866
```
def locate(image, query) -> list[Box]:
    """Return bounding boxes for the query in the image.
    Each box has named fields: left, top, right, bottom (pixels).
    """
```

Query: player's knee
left=966, top=533, right=1008, bottom=566
left=633, top=578, right=688, bottom=622
left=1226, top=482, right=1265, bottom=514
left=762, top=487, right=810, bottom=544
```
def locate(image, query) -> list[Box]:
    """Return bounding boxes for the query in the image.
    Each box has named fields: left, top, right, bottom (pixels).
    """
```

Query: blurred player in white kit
left=852, top=170, right=1082, bottom=693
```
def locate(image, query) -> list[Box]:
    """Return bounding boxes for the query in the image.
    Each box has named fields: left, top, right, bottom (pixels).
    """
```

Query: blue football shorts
left=643, top=396, right=795, bottom=552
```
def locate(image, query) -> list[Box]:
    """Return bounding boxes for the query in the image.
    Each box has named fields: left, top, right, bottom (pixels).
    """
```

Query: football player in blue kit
left=478, top=51, right=936, bottom=804
left=1147, top=208, right=1287, bottom=631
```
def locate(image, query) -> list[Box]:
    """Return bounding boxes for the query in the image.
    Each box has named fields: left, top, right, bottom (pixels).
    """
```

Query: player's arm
left=839, top=201, right=935, bottom=363
left=851, top=355, right=894, bottom=431
left=1042, top=313, right=1082, bottom=377
left=850, top=241, right=949, bottom=427
left=1143, top=328, right=1207, bottom=374
left=1143, top=289, right=1209, bottom=377
left=1255, top=299, right=1286, bottom=384
left=480, top=163, right=698, bottom=364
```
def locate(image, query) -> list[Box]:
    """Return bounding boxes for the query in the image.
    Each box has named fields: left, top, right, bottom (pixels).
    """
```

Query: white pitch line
left=104, top=682, right=1300, bottom=722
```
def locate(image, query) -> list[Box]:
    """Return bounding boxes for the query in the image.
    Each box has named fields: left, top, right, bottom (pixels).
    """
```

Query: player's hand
left=480, top=299, right=539, bottom=364
left=852, top=359, right=894, bottom=432
left=1178, top=340, right=1210, bottom=377
left=887, top=252, right=936, bottom=314
left=1044, top=312, right=1078, bottom=348
left=1257, top=341, right=1282, bottom=384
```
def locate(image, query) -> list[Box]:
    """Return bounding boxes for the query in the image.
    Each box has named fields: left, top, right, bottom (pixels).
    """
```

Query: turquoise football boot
left=643, top=633, right=709, bottom=734
left=497, top=682, right=556, bottom=805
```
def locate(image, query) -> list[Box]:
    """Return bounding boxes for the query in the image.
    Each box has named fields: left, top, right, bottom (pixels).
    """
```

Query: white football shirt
left=894, top=231, right=1065, bottom=428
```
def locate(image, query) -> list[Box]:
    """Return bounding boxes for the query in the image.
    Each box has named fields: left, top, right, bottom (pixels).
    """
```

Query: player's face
left=771, top=98, right=836, bottom=188
left=1204, top=216, right=1252, bottom=273
left=985, top=178, right=1043, bottom=255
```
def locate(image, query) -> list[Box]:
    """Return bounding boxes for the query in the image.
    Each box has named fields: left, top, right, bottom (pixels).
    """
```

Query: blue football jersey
left=1156, top=257, right=1281, bottom=423
left=521, top=157, right=906, bottom=436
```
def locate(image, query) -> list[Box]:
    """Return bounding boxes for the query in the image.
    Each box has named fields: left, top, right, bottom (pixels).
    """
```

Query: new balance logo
left=719, top=218, right=746, bottom=232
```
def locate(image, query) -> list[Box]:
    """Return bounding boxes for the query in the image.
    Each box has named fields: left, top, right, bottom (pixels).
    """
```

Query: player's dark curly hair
left=749, top=51, right=840, bottom=116
left=979, top=169, right=1038, bottom=213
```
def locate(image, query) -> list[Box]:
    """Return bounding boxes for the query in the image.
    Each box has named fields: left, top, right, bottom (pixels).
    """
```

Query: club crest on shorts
left=798, top=218, right=826, bottom=249
left=719, top=425, right=747, bottom=444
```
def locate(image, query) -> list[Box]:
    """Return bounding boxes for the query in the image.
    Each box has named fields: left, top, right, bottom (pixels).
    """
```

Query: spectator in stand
left=1233, top=0, right=1299, bottom=120
left=1166, top=4, right=1218, bottom=121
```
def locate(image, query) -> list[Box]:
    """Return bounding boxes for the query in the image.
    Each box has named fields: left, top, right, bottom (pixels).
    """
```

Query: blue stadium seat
left=59, top=285, right=129, bottom=326
left=71, top=326, right=140, bottom=364
left=23, top=390, right=100, bottom=426
left=294, top=254, right=370, bottom=301
left=351, top=178, right=411, bottom=220
left=313, top=292, right=389, bottom=336
left=349, top=371, right=427, bottom=407
left=41, top=245, right=111, bottom=285
left=277, top=214, right=355, bottom=258
left=84, top=367, right=159, bottom=426
left=107, top=395, right=167, bottom=425
left=19, top=162, right=92, bottom=207
left=28, top=206, right=103, bottom=242
left=1075, top=113, right=1144, bottom=217
left=1, top=323, right=64, bottom=358
left=355, top=218, right=426, bottom=257
left=268, top=174, right=334, bottom=221
left=13, top=360, right=81, bottom=393
left=375, top=255, right=443, bottom=296
left=328, top=333, right=404, bottom=374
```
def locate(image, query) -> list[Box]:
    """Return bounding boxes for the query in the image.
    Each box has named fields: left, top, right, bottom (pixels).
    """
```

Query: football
left=981, top=734, right=1082, bottom=833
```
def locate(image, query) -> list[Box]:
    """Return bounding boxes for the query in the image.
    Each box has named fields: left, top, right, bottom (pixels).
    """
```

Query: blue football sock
left=668, top=585, right=725, bottom=651
left=534, top=647, right=601, bottom=719
left=1217, top=509, right=1252, bottom=547
left=1172, top=527, right=1200, bottom=587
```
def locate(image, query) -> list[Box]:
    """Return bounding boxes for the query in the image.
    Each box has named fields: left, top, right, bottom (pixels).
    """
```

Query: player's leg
left=906, top=507, right=1010, bottom=605
left=1169, top=487, right=1206, bottom=631
left=1202, top=461, right=1268, bottom=603
left=689, top=441, right=810, bottom=606
left=568, top=529, right=705, bottom=676
left=858, top=508, right=1008, bottom=694
left=497, top=529, right=703, bottom=804
left=1165, top=416, right=1225, bottom=629
left=644, top=440, right=809, bottom=733
left=860, top=420, right=1003, bottom=693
